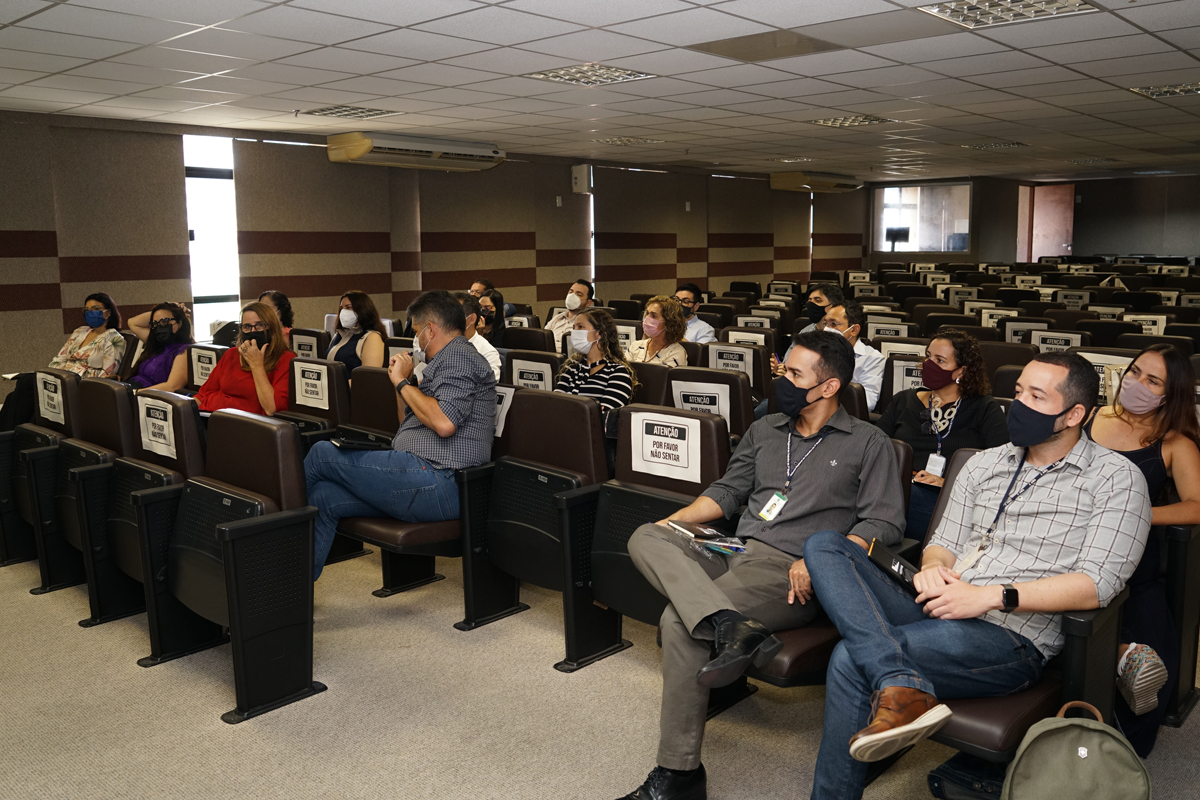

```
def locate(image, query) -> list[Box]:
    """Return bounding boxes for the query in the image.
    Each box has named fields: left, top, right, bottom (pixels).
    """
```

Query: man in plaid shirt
left=803, top=352, right=1151, bottom=800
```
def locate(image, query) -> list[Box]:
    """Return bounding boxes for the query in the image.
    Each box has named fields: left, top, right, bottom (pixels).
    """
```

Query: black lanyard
left=984, top=452, right=1063, bottom=540
left=783, top=430, right=827, bottom=495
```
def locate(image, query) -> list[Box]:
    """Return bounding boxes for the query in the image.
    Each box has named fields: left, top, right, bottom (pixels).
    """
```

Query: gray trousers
left=628, top=523, right=822, bottom=770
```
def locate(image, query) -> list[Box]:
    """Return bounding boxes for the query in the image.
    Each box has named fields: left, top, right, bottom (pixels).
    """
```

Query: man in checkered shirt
left=803, top=351, right=1151, bottom=800
left=305, top=290, right=495, bottom=581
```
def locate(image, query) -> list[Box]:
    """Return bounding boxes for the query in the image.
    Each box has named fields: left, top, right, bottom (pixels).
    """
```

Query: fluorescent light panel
left=523, top=63, right=654, bottom=87
left=1129, top=82, right=1200, bottom=99
left=807, top=115, right=891, bottom=128
left=917, top=1, right=1098, bottom=29
left=962, top=141, right=1029, bottom=150
left=591, top=137, right=666, bottom=146
left=306, top=105, right=400, bottom=120
left=1066, top=158, right=1115, bottom=164
left=770, top=157, right=812, bottom=163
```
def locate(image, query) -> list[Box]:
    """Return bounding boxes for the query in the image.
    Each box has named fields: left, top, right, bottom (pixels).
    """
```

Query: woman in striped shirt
left=555, top=309, right=636, bottom=416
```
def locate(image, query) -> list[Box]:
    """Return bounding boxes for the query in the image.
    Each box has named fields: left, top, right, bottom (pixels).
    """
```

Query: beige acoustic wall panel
left=812, top=189, right=869, bottom=276
left=594, top=168, right=706, bottom=309
left=531, top=162, right=590, bottom=321
left=707, top=177, right=774, bottom=297
left=234, top=140, right=391, bottom=330
left=389, top=169, right=421, bottom=315
left=50, top=126, right=190, bottom=335
left=0, top=117, right=63, bottom=392
left=772, top=189, right=812, bottom=282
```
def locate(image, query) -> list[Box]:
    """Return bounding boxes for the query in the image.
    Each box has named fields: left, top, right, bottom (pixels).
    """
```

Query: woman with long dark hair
left=126, top=301, right=194, bottom=391
left=477, top=288, right=507, bottom=349
left=1085, top=343, right=1200, bottom=755
left=327, top=290, right=386, bottom=373
left=258, top=289, right=294, bottom=340
left=196, top=301, right=295, bottom=416
left=49, top=292, right=126, bottom=378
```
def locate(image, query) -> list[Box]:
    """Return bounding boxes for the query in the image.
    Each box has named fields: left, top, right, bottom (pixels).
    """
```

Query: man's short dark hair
left=454, top=291, right=482, bottom=321
left=809, top=283, right=844, bottom=306
left=573, top=277, right=594, bottom=301
left=472, top=278, right=494, bottom=291
left=408, top=290, right=466, bottom=334
left=793, top=330, right=854, bottom=389
left=838, top=301, right=865, bottom=333
left=676, top=282, right=703, bottom=300
left=1031, top=352, right=1100, bottom=414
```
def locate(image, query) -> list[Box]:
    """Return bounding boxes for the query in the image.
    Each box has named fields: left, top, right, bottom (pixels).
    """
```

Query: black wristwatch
left=394, top=378, right=410, bottom=395
left=1000, top=583, right=1019, bottom=613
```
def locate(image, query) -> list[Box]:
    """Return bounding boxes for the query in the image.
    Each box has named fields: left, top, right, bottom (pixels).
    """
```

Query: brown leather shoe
left=848, top=687, right=951, bottom=763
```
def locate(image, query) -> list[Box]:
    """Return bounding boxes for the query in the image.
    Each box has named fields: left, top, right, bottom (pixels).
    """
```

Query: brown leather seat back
left=924, top=447, right=981, bottom=547
left=875, top=355, right=923, bottom=413
left=32, top=368, right=83, bottom=436
left=349, top=366, right=400, bottom=435
left=614, top=404, right=729, bottom=495
left=666, top=366, right=753, bottom=438
left=719, top=326, right=779, bottom=357
left=77, top=378, right=139, bottom=456
left=289, top=328, right=331, bottom=361
left=117, top=332, right=140, bottom=381
left=503, top=350, right=564, bottom=392
left=288, top=357, right=351, bottom=426
left=185, top=344, right=227, bottom=392
left=131, top=389, right=206, bottom=478
left=978, top=341, right=1038, bottom=386
left=630, top=362, right=669, bottom=407
left=503, top=327, right=555, bottom=352
left=892, top=438, right=913, bottom=511
left=839, top=383, right=869, bottom=422
left=701, top=341, right=770, bottom=399
left=205, top=410, right=306, bottom=510
left=503, top=389, right=606, bottom=485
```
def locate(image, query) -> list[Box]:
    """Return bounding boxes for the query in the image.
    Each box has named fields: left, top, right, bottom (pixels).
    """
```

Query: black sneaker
left=616, top=765, right=707, bottom=800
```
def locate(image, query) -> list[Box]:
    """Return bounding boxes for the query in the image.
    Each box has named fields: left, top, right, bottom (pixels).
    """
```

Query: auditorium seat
left=608, top=299, right=642, bottom=320
left=729, top=281, right=762, bottom=298
left=503, top=327, right=555, bottom=352
left=924, top=313, right=977, bottom=337
left=340, top=367, right=400, bottom=440
left=385, top=336, right=413, bottom=359
left=1018, top=301, right=1067, bottom=318
left=505, top=313, right=542, bottom=329
left=748, top=303, right=794, bottom=336
left=991, top=365, right=1021, bottom=399
left=996, top=317, right=1051, bottom=344
left=131, top=409, right=323, bottom=723
left=116, top=332, right=140, bottom=381
left=1045, top=309, right=1100, bottom=330
left=707, top=296, right=748, bottom=315
left=1112, top=291, right=1162, bottom=311
left=630, top=362, right=669, bottom=407
left=274, top=357, right=351, bottom=456
left=1078, top=320, right=1142, bottom=348
left=679, top=340, right=702, bottom=368
left=184, top=344, right=227, bottom=393
left=6, top=368, right=86, bottom=593
left=696, top=303, right=734, bottom=329
left=666, top=366, right=754, bottom=440
left=509, top=303, right=533, bottom=315
left=630, top=293, right=655, bottom=306
left=938, top=324, right=1000, bottom=342
left=1165, top=324, right=1200, bottom=352
left=719, top=326, right=780, bottom=357
left=74, top=389, right=205, bottom=636
left=503, top=349, right=565, bottom=392
left=978, top=342, right=1038, bottom=385
left=1117, top=333, right=1194, bottom=356
left=700, top=341, right=771, bottom=401
left=889, top=284, right=936, bottom=307
left=289, top=328, right=331, bottom=361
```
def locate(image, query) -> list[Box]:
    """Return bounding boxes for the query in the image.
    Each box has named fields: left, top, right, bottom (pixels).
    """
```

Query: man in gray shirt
left=617, top=331, right=905, bottom=800
left=803, top=352, right=1151, bottom=800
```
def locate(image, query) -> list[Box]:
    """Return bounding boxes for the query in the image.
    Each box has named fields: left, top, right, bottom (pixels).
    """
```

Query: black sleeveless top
left=328, top=330, right=368, bottom=372
left=1084, top=415, right=1168, bottom=502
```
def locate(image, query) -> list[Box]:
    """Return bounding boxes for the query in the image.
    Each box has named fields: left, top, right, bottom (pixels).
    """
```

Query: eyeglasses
left=675, top=297, right=696, bottom=307
left=240, top=322, right=267, bottom=333
left=151, top=318, right=177, bottom=329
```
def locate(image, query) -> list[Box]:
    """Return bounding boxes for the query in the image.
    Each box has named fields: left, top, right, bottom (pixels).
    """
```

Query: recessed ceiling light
left=962, top=141, right=1029, bottom=150
left=1129, top=82, right=1200, bottom=99
left=305, top=105, right=400, bottom=120
left=1135, top=170, right=1175, bottom=175
left=1066, top=158, right=1116, bottom=164
left=917, top=1, right=1098, bottom=30
left=523, top=63, right=654, bottom=87
left=807, top=115, right=891, bottom=128
left=770, top=157, right=812, bottom=163
left=591, top=137, right=666, bottom=146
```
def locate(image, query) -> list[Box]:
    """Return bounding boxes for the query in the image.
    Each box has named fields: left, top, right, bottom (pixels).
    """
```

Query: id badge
left=925, top=453, right=947, bottom=478
left=758, top=491, right=788, bottom=521
left=954, top=541, right=988, bottom=573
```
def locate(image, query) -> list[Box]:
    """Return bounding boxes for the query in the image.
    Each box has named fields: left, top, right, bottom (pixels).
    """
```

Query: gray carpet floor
left=2, top=551, right=1198, bottom=799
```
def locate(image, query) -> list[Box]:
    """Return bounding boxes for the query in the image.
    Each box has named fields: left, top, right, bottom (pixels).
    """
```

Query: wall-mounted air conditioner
left=770, top=172, right=864, bottom=193
left=326, top=133, right=505, bottom=171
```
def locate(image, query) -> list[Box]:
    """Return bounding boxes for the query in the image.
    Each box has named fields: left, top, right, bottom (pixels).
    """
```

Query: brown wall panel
left=238, top=231, right=391, bottom=254
left=422, top=267, right=537, bottom=292
left=420, top=231, right=537, bottom=252
left=0, top=283, right=60, bottom=311
left=0, top=231, right=57, bottom=258
left=59, top=254, right=191, bottom=283
left=774, top=246, right=810, bottom=260
left=708, top=260, right=775, bottom=277
left=391, top=251, right=421, bottom=272
left=596, top=232, right=677, bottom=249
left=812, top=233, right=861, bottom=247
left=240, top=272, right=391, bottom=299
left=708, top=232, right=772, bottom=248
left=536, top=248, right=590, bottom=267
left=812, top=257, right=864, bottom=271
left=594, top=263, right=676, bottom=282
left=677, top=247, right=707, bottom=263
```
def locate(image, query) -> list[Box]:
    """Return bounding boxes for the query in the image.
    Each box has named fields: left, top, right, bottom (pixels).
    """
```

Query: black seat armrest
left=554, top=484, right=602, bottom=510
left=18, top=445, right=58, bottom=463
left=1059, top=586, right=1128, bottom=722
left=216, top=505, right=318, bottom=542
left=131, top=484, right=186, bottom=587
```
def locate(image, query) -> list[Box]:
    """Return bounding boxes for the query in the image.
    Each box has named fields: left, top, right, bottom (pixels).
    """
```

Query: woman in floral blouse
left=49, top=293, right=127, bottom=378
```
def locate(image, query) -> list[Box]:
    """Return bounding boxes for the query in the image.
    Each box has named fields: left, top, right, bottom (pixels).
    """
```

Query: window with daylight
left=183, top=135, right=241, bottom=342
left=873, top=183, right=971, bottom=253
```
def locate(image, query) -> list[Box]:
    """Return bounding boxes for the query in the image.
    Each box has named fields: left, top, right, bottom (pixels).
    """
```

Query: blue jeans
left=802, top=531, right=1044, bottom=800
left=304, top=440, right=459, bottom=580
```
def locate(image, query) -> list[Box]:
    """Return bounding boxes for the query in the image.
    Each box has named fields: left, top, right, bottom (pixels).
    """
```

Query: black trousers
left=0, top=373, right=36, bottom=432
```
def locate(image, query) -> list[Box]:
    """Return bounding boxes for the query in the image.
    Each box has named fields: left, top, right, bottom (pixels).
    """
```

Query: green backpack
left=1002, top=701, right=1150, bottom=800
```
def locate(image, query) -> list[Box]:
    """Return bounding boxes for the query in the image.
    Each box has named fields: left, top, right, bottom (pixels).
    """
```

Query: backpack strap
left=1056, top=701, right=1103, bottom=722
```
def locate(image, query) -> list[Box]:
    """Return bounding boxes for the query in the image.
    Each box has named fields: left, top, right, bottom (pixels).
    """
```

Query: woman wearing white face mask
left=555, top=309, right=636, bottom=416
left=327, top=290, right=387, bottom=377
left=1085, top=344, right=1200, bottom=755
left=626, top=296, right=688, bottom=367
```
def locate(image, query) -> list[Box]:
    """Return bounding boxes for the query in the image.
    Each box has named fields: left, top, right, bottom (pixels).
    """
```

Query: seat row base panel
left=374, top=552, right=444, bottom=597
left=70, top=463, right=148, bottom=628
left=324, top=532, right=372, bottom=565
left=222, top=681, right=328, bottom=725
left=554, top=638, right=633, bottom=673
left=19, top=443, right=87, bottom=595
left=1165, top=523, right=1200, bottom=727
left=703, top=676, right=757, bottom=720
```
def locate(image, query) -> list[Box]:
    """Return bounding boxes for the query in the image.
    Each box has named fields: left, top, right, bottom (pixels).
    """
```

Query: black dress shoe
left=617, top=765, right=707, bottom=800
left=696, top=613, right=782, bottom=688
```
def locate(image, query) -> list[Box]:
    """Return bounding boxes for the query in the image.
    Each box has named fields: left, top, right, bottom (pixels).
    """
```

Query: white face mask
left=412, top=325, right=430, bottom=365
left=339, top=308, right=358, bottom=329
left=565, top=292, right=582, bottom=311
left=570, top=329, right=593, bottom=356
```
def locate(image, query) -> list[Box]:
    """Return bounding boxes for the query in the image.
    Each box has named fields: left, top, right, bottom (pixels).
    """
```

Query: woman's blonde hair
left=645, top=295, right=687, bottom=344
left=238, top=301, right=288, bottom=373
left=557, top=309, right=638, bottom=390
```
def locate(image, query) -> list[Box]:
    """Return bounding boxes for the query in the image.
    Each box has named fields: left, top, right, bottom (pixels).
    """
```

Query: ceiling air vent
left=770, top=172, right=864, bottom=194
left=326, top=133, right=504, bottom=171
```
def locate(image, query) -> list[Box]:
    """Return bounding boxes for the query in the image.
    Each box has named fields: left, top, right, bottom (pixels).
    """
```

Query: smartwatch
left=394, top=378, right=410, bottom=395
left=1000, top=583, right=1019, bottom=613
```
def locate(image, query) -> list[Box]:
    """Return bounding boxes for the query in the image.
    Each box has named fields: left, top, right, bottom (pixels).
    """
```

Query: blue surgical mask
left=84, top=309, right=106, bottom=328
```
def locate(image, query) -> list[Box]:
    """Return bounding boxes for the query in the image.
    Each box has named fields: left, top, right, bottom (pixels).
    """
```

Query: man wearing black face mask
left=802, top=352, right=1152, bottom=800
left=616, top=331, right=905, bottom=800
left=798, top=283, right=844, bottom=334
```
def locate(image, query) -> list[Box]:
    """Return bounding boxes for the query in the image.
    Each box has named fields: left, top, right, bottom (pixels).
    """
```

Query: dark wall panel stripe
left=420, top=231, right=536, bottom=252
left=537, top=282, right=574, bottom=302
left=392, top=290, right=421, bottom=312
left=390, top=251, right=421, bottom=272
left=676, top=247, right=707, bottom=263
left=812, top=233, right=862, bottom=247
left=708, top=233, right=773, bottom=249
left=421, top=267, right=536, bottom=292
left=0, top=230, right=57, bottom=258
left=595, top=232, right=676, bottom=250
left=240, top=272, right=391, bottom=299
left=811, top=258, right=861, bottom=271
left=59, top=254, right=191, bottom=282
left=773, top=270, right=811, bottom=282
left=774, top=246, right=810, bottom=260
left=594, top=263, right=675, bottom=282
left=0, top=283, right=59, bottom=311
left=707, top=260, right=774, bottom=277
left=535, top=248, right=591, bottom=267
left=238, top=231, right=390, bottom=254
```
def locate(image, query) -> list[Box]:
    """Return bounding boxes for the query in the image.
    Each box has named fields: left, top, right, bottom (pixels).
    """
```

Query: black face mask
left=152, top=326, right=174, bottom=344
left=775, top=376, right=829, bottom=417
left=1006, top=399, right=1070, bottom=447
left=805, top=302, right=826, bottom=324
left=243, top=331, right=270, bottom=350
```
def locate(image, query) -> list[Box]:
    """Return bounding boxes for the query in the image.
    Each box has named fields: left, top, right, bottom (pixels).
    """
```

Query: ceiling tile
left=317, top=76, right=437, bottom=95
left=794, top=8, right=962, bottom=47
left=534, top=86, right=643, bottom=105
left=225, top=62, right=353, bottom=86
left=1159, top=26, right=1200, bottom=50
left=764, top=50, right=897, bottom=76
left=70, top=0, right=265, bottom=27
left=377, top=63, right=505, bottom=87
left=1014, top=79, right=1114, bottom=98
left=217, top=6, right=394, bottom=46
left=590, top=77, right=713, bottom=98
left=739, top=76, right=846, bottom=98
left=0, top=27, right=136, bottom=59
left=0, top=96, right=82, bottom=111
left=519, top=29, right=671, bottom=61
left=970, top=66, right=1088, bottom=89
left=873, top=78, right=977, bottom=97
left=18, top=4, right=199, bottom=45
left=414, top=7, right=585, bottom=46
left=28, top=74, right=149, bottom=95
left=504, top=0, right=690, bottom=27
left=1027, top=34, right=1175, bottom=64
left=440, top=47, right=573, bottom=75
left=864, top=32, right=1008, bottom=62
left=1, top=84, right=112, bottom=104
left=1074, top=51, right=1200, bottom=78
left=1114, top=0, right=1200, bottom=32
left=168, top=28, right=317, bottom=60
left=130, top=85, right=246, bottom=103
left=976, top=12, right=1140, bottom=48
left=342, top=28, right=493, bottom=60
left=112, top=46, right=255, bottom=74
left=289, top=0, right=477, bottom=27
left=0, top=66, right=45, bottom=84
left=1, top=0, right=52, bottom=25
left=607, top=8, right=774, bottom=47
left=676, top=64, right=796, bottom=88
left=88, top=94, right=208, bottom=111
left=832, top=65, right=946, bottom=88
left=715, top=0, right=897, bottom=29
left=356, top=96, right=455, bottom=113
left=921, top=51, right=1051, bottom=78
left=176, top=74, right=296, bottom=96
left=267, top=86, right=383, bottom=104
left=401, top=86, right=516, bottom=104
left=277, top=47, right=417, bottom=74
left=0, top=48, right=89, bottom=72
left=476, top=97, right=573, bottom=113
left=604, top=48, right=740, bottom=75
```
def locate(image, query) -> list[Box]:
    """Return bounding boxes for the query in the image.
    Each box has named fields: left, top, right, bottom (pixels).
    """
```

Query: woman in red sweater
left=197, top=301, right=295, bottom=416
